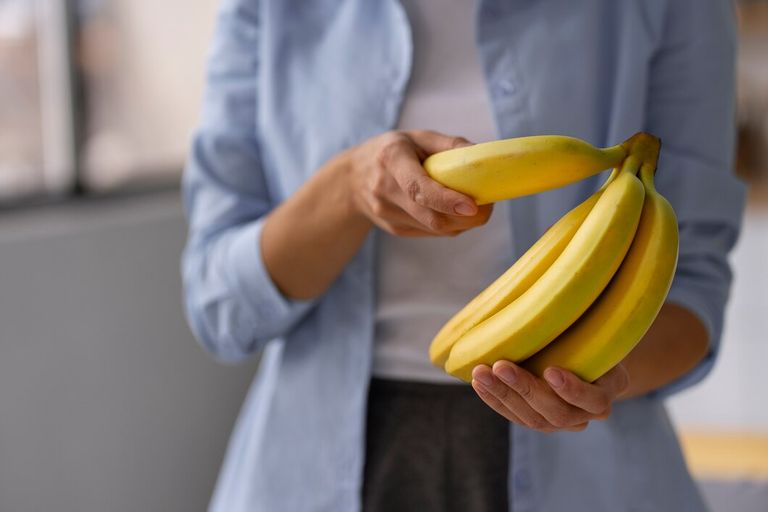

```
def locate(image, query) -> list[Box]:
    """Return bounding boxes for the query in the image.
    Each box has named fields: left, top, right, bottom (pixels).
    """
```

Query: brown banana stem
left=621, top=132, right=661, bottom=176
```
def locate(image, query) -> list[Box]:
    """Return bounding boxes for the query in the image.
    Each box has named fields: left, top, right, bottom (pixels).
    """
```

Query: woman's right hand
left=345, top=130, right=493, bottom=237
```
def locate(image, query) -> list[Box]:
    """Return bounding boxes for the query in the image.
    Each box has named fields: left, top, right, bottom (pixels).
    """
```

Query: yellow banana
left=525, top=143, right=678, bottom=382
left=444, top=158, right=645, bottom=382
left=429, top=169, right=618, bottom=367
left=424, top=135, right=628, bottom=204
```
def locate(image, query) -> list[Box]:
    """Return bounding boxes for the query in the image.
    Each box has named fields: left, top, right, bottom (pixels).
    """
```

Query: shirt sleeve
left=181, top=0, right=315, bottom=363
left=644, top=0, right=746, bottom=398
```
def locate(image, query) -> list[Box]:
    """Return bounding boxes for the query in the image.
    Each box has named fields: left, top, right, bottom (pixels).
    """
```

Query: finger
left=371, top=195, right=459, bottom=236
left=405, top=129, right=473, bottom=155
left=466, top=203, right=494, bottom=227
left=376, top=133, right=476, bottom=216
left=473, top=365, right=555, bottom=432
left=390, top=192, right=492, bottom=234
left=392, top=163, right=478, bottom=216
left=471, top=379, right=525, bottom=425
left=373, top=221, right=437, bottom=237
left=367, top=195, right=439, bottom=234
left=492, top=361, right=591, bottom=428
left=542, top=367, right=622, bottom=418
left=364, top=168, right=444, bottom=234
left=382, top=143, right=479, bottom=216
left=594, top=363, right=630, bottom=400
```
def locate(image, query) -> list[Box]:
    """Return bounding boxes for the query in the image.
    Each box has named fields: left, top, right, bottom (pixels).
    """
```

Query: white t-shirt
left=373, top=0, right=513, bottom=383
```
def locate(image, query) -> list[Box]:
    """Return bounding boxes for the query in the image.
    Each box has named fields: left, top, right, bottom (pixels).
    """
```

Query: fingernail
left=545, top=368, right=565, bottom=388
left=496, top=366, right=516, bottom=385
left=475, top=371, right=493, bottom=387
left=454, top=203, right=476, bottom=216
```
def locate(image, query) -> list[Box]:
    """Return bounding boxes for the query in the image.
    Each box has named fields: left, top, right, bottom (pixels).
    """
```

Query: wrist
left=332, top=148, right=371, bottom=225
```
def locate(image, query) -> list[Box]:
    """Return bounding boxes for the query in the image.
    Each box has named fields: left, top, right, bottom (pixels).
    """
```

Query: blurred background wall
left=0, top=1, right=766, bottom=511
left=0, top=1, right=260, bottom=511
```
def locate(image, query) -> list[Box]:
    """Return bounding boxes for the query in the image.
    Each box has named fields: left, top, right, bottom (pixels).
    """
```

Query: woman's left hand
left=471, top=361, right=630, bottom=432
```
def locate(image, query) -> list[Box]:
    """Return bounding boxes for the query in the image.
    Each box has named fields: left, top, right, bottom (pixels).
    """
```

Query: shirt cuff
left=225, top=219, right=316, bottom=343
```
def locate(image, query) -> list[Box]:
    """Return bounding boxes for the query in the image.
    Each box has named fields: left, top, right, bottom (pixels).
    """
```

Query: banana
left=525, top=141, right=678, bottom=382
left=424, top=135, right=628, bottom=204
left=429, top=169, right=618, bottom=367
left=444, top=158, right=645, bottom=382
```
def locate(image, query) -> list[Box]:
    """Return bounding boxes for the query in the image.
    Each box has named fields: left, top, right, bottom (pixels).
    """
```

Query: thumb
left=406, top=129, right=473, bottom=156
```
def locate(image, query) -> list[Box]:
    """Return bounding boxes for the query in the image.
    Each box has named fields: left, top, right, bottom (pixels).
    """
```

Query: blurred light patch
left=679, top=431, right=768, bottom=481
left=0, top=0, right=45, bottom=198
left=77, top=0, right=217, bottom=191
left=0, top=0, right=217, bottom=202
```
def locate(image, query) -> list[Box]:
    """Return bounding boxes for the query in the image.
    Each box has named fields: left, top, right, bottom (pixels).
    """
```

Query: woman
left=182, top=0, right=745, bottom=510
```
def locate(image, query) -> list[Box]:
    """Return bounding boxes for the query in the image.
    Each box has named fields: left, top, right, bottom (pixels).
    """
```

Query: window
left=0, top=0, right=72, bottom=199
left=78, top=0, right=218, bottom=191
left=0, top=0, right=217, bottom=204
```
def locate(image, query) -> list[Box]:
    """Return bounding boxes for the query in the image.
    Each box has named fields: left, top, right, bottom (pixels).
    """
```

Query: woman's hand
left=345, top=130, right=493, bottom=237
left=471, top=361, right=629, bottom=432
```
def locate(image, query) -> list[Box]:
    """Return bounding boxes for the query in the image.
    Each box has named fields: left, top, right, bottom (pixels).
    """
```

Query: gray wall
left=0, top=191, right=258, bottom=512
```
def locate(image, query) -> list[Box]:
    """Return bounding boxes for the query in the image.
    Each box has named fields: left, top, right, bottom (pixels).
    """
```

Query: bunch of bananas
left=425, top=133, right=678, bottom=383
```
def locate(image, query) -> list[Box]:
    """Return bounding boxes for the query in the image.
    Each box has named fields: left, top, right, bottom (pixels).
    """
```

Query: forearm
left=261, top=130, right=489, bottom=301
left=619, top=302, right=709, bottom=399
left=261, top=154, right=372, bottom=300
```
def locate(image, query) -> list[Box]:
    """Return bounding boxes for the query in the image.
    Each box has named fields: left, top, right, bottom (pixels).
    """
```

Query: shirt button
left=514, top=470, right=531, bottom=490
left=497, top=79, right=517, bottom=96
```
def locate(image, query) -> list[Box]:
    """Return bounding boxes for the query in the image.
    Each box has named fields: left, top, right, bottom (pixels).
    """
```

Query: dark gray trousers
left=362, top=378, right=510, bottom=512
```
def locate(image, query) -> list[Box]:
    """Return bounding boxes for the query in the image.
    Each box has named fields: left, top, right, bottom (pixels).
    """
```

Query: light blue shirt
left=181, top=1, right=746, bottom=510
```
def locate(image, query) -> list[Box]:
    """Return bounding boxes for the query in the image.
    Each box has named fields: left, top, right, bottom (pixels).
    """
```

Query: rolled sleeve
left=644, top=0, right=746, bottom=397
left=183, top=217, right=315, bottom=363
left=224, top=220, right=315, bottom=340
left=181, top=0, right=315, bottom=362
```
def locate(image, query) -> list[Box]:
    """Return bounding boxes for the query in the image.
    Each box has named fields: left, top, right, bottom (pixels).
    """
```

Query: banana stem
left=619, top=132, right=662, bottom=188
left=622, top=132, right=661, bottom=172
left=603, top=143, right=630, bottom=167
left=639, top=164, right=656, bottom=192
left=619, top=154, right=641, bottom=176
